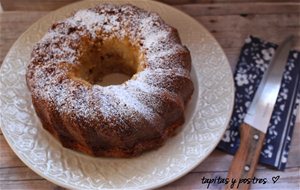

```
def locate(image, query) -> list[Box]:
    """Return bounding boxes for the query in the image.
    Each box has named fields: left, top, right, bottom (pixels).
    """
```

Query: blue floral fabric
left=217, top=36, right=300, bottom=170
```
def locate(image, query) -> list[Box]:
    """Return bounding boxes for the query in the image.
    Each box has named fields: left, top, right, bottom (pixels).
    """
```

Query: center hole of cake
left=76, top=39, right=143, bottom=86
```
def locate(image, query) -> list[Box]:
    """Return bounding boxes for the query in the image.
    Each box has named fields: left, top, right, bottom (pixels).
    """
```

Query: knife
left=226, top=36, right=294, bottom=190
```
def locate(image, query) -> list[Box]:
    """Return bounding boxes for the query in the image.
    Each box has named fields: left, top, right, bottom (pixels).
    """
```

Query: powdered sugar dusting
left=70, top=10, right=104, bottom=36
left=26, top=4, right=193, bottom=152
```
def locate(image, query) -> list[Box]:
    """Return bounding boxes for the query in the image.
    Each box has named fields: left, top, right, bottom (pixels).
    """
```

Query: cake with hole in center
left=26, top=3, right=194, bottom=157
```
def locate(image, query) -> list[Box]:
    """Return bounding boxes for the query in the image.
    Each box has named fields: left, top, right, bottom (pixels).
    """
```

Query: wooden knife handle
left=226, top=123, right=266, bottom=190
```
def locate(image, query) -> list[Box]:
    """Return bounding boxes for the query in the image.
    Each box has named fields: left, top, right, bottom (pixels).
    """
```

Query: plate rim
left=0, top=0, right=235, bottom=189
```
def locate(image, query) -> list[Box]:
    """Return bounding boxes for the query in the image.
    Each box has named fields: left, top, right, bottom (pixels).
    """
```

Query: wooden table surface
left=0, top=0, right=299, bottom=189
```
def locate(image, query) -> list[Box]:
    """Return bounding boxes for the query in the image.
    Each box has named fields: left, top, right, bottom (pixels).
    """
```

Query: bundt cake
left=26, top=4, right=194, bottom=157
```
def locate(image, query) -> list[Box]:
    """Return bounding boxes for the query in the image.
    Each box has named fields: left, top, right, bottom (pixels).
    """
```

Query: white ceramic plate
left=0, top=0, right=234, bottom=189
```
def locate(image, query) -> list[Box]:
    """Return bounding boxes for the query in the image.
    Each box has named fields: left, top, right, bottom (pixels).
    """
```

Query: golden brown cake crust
left=26, top=4, right=194, bottom=157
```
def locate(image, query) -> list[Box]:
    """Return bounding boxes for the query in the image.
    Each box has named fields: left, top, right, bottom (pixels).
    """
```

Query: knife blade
left=226, top=36, right=294, bottom=190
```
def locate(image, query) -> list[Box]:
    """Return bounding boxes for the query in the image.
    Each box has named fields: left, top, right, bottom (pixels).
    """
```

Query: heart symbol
left=272, top=176, right=280, bottom=183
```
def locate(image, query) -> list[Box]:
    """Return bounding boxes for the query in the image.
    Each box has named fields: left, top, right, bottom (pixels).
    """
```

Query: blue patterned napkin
left=217, top=36, right=300, bottom=170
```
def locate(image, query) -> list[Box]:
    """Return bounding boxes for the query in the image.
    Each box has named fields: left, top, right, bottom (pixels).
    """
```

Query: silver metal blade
left=244, top=36, right=294, bottom=133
